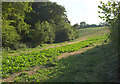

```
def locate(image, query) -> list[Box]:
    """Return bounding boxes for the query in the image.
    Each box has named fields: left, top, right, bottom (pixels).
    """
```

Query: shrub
left=2, top=20, right=20, bottom=50
left=55, top=23, right=77, bottom=42
left=28, top=21, right=55, bottom=45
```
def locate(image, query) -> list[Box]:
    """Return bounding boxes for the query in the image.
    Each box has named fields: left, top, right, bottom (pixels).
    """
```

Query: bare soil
left=1, top=38, right=94, bottom=82
left=1, top=46, right=94, bottom=82
left=8, top=39, right=86, bottom=56
left=57, top=46, right=94, bottom=59
left=0, top=66, right=44, bottom=82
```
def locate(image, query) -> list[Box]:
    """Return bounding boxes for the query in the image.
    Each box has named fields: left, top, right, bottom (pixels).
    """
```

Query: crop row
left=2, top=35, right=108, bottom=78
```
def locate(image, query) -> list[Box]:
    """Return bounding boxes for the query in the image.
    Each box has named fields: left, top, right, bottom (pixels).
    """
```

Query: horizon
left=50, top=0, right=110, bottom=25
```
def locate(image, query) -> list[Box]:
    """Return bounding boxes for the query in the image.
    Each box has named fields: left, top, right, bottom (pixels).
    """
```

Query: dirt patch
left=1, top=38, right=88, bottom=82
left=0, top=77, right=14, bottom=82
left=1, top=46, right=94, bottom=82
left=27, top=66, right=43, bottom=75
left=8, top=39, right=87, bottom=56
left=57, top=46, right=94, bottom=59
left=64, top=39, right=86, bottom=45
left=0, top=65, right=44, bottom=82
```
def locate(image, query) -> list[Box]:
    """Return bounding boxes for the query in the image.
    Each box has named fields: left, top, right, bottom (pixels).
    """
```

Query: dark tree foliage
left=73, top=23, right=79, bottom=29
left=55, top=23, right=77, bottom=42
left=2, top=1, right=78, bottom=50
left=80, top=21, right=87, bottom=28
left=73, top=21, right=107, bottom=29
left=25, top=2, right=67, bottom=27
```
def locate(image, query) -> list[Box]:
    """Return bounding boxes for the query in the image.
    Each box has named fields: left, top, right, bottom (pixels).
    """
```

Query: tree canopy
left=98, top=0, right=120, bottom=49
left=2, top=2, right=78, bottom=49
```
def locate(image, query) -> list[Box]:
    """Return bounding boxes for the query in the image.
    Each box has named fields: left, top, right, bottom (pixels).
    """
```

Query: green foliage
left=98, top=0, right=119, bottom=25
left=73, top=22, right=107, bottom=29
left=55, top=23, right=77, bottom=42
left=29, top=21, right=55, bottom=45
left=14, top=37, right=117, bottom=82
left=2, top=35, right=108, bottom=78
left=80, top=21, right=87, bottom=28
left=25, top=2, right=77, bottom=44
left=2, top=2, right=32, bottom=35
left=2, top=20, right=20, bottom=49
left=2, top=2, right=78, bottom=49
left=2, top=2, right=32, bottom=49
left=98, top=0, right=120, bottom=49
left=73, top=23, right=79, bottom=29
left=25, top=2, right=67, bottom=27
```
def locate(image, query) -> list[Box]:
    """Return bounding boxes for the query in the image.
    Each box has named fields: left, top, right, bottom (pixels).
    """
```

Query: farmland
left=2, top=26, right=109, bottom=56
left=14, top=43, right=117, bottom=82
left=1, top=0, right=119, bottom=82
left=1, top=26, right=118, bottom=82
left=78, top=26, right=109, bottom=38
left=2, top=35, right=108, bottom=78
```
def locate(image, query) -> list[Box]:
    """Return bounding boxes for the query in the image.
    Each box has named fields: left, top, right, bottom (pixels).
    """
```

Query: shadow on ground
left=44, top=43, right=118, bottom=82
left=7, top=43, right=118, bottom=83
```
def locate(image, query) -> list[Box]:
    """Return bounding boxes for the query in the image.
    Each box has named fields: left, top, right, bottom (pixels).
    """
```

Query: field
left=1, top=27, right=118, bottom=82
left=2, top=26, right=109, bottom=56
left=78, top=26, right=109, bottom=38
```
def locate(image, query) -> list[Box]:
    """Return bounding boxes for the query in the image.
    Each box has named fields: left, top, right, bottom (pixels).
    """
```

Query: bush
left=14, top=43, right=28, bottom=50
left=28, top=21, right=55, bottom=45
left=55, top=23, right=77, bottom=42
left=2, top=20, right=20, bottom=50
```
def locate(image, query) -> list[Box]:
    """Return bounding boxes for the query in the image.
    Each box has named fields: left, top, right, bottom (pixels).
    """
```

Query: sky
left=50, top=0, right=109, bottom=25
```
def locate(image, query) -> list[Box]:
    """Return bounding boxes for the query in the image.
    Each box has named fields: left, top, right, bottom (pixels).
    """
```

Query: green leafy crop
left=2, top=35, right=108, bottom=78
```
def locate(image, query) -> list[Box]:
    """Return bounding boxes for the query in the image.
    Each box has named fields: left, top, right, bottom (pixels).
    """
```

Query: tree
left=2, top=2, right=32, bottom=34
left=28, top=21, right=55, bottom=45
left=98, top=0, right=120, bottom=49
left=73, top=23, right=79, bottom=29
left=25, top=2, right=73, bottom=43
left=26, top=2, right=67, bottom=26
left=2, top=1, right=78, bottom=49
left=99, top=22, right=108, bottom=26
left=90, top=24, right=97, bottom=27
left=98, top=1, right=119, bottom=82
left=80, top=21, right=87, bottom=28
left=2, top=20, right=20, bottom=49
left=55, top=23, right=76, bottom=42
left=2, top=2, right=32, bottom=49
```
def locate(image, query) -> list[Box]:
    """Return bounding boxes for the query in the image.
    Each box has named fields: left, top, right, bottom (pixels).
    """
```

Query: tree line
left=73, top=21, right=108, bottom=29
left=2, top=2, right=79, bottom=50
